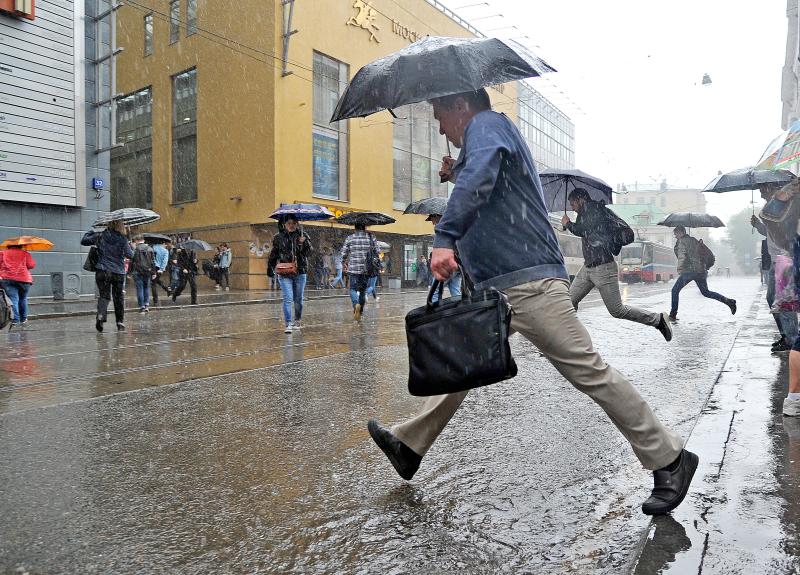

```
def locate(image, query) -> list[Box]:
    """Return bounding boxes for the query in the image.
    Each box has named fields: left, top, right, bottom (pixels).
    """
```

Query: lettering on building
left=391, top=19, right=420, bottom=43
left=346, top=0, right=380, bottom=43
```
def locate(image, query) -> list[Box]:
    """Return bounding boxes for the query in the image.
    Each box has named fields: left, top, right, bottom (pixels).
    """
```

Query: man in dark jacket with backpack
left=562, top=188, right=673, bottom=341
left=669, top=225, right=735, bottom=322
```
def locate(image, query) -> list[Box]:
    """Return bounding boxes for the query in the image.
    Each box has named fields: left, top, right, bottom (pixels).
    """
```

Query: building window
left=391, top=102, right=449, bottom=210
left=144, top=14, right=153, bottom=56
left=111, top=87, right=153, bottom=210
left=312, top=52, right=348, bottom=201
left=172, top=68, right=197, bottom=203
left=169, top=0, right=180, bottom=44
left=187, top=0, right=197, bottom=35
left=517, top=83, right=575, bottom=171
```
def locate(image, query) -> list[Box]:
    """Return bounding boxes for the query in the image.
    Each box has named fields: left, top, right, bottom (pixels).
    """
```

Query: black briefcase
left=405, top=278, right=517, bottom=396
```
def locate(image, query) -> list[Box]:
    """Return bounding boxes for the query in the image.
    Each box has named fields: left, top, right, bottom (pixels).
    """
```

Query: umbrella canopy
left=702, top=167, right=796, bottom=193
left=335, top=212, right=396, bottom=227
left=269, top=203, right=335, bottom=221
left=142, top=232, right=172, bottom=244
left=0, top=235, right=54, bottom=250
left=330, top=36, right=555, bottom=122
left=539, top=168, right=613, bottom=212
left=403, top=197, right=448, bottom=217
left=658, top=213, right=725, bottom=228
left=757, top=120, right=800, bottom=171
left=93, top=208, right=160, bottom=227
left=180, top=239, right=213, bottom=251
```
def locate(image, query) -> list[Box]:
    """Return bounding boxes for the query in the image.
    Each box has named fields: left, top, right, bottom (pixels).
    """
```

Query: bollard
left=50, top=272, right=64, bottom=300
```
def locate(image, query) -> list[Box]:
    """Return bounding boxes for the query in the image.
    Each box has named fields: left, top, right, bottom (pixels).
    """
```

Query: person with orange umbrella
left=0, top=236, right=48, bottom=328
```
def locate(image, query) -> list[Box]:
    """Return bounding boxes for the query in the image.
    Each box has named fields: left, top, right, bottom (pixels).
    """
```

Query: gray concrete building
left=0, top=0, right=114, bottom=298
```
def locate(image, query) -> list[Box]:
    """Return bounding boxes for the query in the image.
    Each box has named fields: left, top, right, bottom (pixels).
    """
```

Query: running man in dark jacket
left=563, top=188, right=672, bottom=341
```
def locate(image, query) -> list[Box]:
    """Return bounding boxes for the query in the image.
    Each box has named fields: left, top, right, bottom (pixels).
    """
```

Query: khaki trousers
left=570, top=262, right=660, bottom=327
left=392, top=278, right=683, bottom=471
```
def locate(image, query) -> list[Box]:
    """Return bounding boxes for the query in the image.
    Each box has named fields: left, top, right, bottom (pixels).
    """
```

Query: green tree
left=724, top=208, right=761, bottom=274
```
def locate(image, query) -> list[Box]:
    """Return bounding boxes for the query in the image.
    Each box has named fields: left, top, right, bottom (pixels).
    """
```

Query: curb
left=26, top=289, right=430, bottom=321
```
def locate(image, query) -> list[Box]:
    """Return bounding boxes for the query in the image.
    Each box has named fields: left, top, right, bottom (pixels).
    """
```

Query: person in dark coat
left=81, top=219, right=134, bottom=332
left=563, top=188, right=672, bottom=341
left=267, top=215, right=313, bottom=333
left=171, top=246, right=199, bottom=305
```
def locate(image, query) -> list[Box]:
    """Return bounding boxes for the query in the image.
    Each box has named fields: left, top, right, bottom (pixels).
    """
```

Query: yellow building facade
left=115, top=0, right=520, bottom=289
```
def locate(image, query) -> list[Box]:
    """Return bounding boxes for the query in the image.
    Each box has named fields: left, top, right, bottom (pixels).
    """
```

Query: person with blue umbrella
left=267, top=206, right=328, bottom=333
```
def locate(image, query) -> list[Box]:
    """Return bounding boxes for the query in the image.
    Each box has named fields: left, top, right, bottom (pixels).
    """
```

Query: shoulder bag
left=405, top=270, right=517, bottom=396
left=275, top=235, right=298, bottom=276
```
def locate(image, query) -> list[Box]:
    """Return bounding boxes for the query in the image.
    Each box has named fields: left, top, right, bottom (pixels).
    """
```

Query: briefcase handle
left=427, top=265, right=472, bottom=309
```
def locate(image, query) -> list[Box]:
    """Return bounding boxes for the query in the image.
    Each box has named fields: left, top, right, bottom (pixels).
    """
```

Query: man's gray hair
left=431, top=88, right=491, bottom=111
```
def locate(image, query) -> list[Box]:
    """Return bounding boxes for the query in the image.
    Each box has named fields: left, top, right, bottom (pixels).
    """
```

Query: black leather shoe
left=367, top=419, right=422, bottom=480
left=656, top=312, right=673, bottom=342
left=728, top=299, right=737, bottom=315
left=96, top=314, right=104, bottom=333
left=642, top=449, right=699, bottom=515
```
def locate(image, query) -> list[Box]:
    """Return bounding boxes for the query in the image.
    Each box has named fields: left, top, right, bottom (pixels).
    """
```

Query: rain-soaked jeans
left=95, top=270, right=125, bottom=324
left=390, top=277, right=683, bottom=471
left=670, top=272, right=729, bottom=317
left=349, top=273, right=369, bottom=310
left=278, top=273, right=306, bottom=324
left=570, top=261, right=660, bottom=326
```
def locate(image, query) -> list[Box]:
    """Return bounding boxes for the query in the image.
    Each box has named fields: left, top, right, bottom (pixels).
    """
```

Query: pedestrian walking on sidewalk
left=267, top=215, right=312, bottom=333
left=340, top=224, right=379, bottom=322
left=171, top=246, right=198, bottom=305
left=217, top=243, right=232, bottom=291
left=669, top=226, right=736, bottom=322
left=81, top=220, right=134, bottom=332
left=562, top=188, right=672, bottom=341
left=331, top=250, right=345, bottom=288
left=753, top=204, right=798, bottom=352
left=0, top=244, right=35, bottom=328
left=150, top=241, right=170, bottom=305
left=131, top=235, right=155, bottom=313
left=366, top=88, right=697, bottom=516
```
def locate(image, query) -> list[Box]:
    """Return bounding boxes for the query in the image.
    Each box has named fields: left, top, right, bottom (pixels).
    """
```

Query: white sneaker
left=225, top=287, right=230, bottom=291
left=784, top=397, right=800, bottom=417
left=284, top=323, right=293, bottom=334
left=215, top=285, right=221, bottom=290
left=293, top=321, right=301, bottom=331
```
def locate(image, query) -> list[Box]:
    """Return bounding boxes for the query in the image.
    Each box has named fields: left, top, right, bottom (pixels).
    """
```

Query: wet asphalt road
left=0, top=278, right=767, bottom=573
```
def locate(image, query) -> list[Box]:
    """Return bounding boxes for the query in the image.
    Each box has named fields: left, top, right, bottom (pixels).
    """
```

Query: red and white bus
left=618, top=241, right=677, bottom=283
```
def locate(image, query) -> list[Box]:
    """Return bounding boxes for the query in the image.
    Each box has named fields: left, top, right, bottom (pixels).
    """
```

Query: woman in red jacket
left=0, top=245, right=36, bottom=327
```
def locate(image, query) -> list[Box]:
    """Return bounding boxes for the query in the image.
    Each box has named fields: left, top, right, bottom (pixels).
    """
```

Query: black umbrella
left=702, top=167, right=796, bottom=193
left=330, top=36, right=555, bottom=122
left=180, top=239, right=213, bottom=251
left=539, top=168, right=613, bottom=212
left=404, top=197, right=448, bottom=217
left=335, top=212, right=396, bottom=226
left=143, top=232, right=171, bottom=244
left=657, top=213, right=725, bottom=228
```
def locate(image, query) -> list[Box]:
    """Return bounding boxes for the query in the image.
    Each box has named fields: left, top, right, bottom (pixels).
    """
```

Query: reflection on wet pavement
left=0, top=279, right=778, bottom=573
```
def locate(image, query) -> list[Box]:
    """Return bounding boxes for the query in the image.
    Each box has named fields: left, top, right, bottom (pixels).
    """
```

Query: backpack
left=604, top=207, right=635, bottom=256
left=132, top=245, right=154, bottom=275
left=365, top=234, right=382, bottom=278
left=696, top=239, right=715, bottom=270
left=0, top=287, right=12, bottom=329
